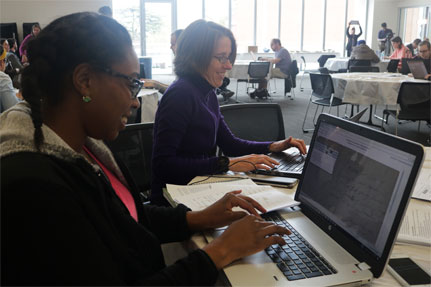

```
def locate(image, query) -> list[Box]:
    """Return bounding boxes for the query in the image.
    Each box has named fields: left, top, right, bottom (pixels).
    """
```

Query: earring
left=82, top=95, right=92, bottom=103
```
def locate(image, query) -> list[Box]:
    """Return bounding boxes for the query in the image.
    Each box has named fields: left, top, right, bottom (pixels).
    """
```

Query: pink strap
left=83, top=146, right=138, bottom=222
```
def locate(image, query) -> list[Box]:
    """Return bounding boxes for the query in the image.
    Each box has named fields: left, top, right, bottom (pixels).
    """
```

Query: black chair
left=349, top=66, right=380, bottom=72
left=105, top=123, right=154, bottom=202
left=235, top=61, right=271, bottom=101
left=302, top=73, right=345, bottom=133
left=317, top=54, right=336, bottom=68
left=299, top=56, right=319, bottom=91
left=22, top=22, right=39, bottom=38
left=284, top=60, right=299, bottom=99
left=0, top=23, right=19, bottom=42
left=387, top=59, right=400, bottom=73
left=382, top=82, right=431, bottom=135
left=220, top=103, right=285, bottom=143
left=318, top=67, right=330, bottom=74
left=347, top=59, right=371, bottom=70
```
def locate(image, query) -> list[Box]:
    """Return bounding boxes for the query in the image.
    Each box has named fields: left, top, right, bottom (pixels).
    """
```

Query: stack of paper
left=165, top=179, right=299, bottom=213
left=411, top=147, right=431, bottom=201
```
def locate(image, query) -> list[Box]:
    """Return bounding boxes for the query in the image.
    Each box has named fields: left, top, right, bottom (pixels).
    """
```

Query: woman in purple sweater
left=151, top=20, right=306, bottom=205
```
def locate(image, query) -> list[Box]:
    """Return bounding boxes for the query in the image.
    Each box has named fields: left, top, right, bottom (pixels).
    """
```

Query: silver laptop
left=408, top=60, right=428, bottom=79
left=210, top=114, right=424, bottom=286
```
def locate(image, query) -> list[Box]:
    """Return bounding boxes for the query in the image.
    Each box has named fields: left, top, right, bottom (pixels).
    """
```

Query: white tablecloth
left=138, top=88, right=159, bottom=123
left=325, top=58, right=390, bottom=72
left=331, top=72, right=429, bottom=106
left=227, top=60, right=273, bottom=80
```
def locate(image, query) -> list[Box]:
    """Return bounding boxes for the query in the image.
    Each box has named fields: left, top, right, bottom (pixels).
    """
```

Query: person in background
left=19, top=23, right=41, bottom=63
left=385, top=36, right=412, bottom=68
left=406, top=38, right=421, bottom=56
left=1, top=38, right=23, bottom=76
left=345, top=21, right=362, bottom=57
left=151, top=20, right=306, bottom=206
left=413, top=40, right=431, bottom=80
left=259, top=38, right=292, bottom=90
left=377, top=22, right=393, bottom=56
left=0, top=12, right=290, bottom=286
left=143, top=29, right=184, bottom=93
left=7, top=38, right=19, bottom=57
left=98, top=6, right=113, bottom=17
left=350, top=40, right=380, bottom=63
left=0, top=45, right=19, bottom=113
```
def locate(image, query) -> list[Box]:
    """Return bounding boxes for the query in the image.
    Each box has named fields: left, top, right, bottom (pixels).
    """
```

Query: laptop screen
left=297, top=120, right=417, bottom=257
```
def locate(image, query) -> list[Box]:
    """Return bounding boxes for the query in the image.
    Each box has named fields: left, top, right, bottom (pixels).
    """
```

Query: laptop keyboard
left=274, top=152, right=305, bottom=172
left=262, top=211, right=338, bottom=281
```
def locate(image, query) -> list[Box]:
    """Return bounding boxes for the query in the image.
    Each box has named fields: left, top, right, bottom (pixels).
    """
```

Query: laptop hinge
left=356, top=262, right=371, bottom=271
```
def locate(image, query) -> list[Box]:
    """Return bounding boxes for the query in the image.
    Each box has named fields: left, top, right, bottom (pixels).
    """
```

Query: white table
left=227, top=60, right=273, bottom=80
left=325, top=58, right=390, bottom=72
left=138, top=88, right=159, bottom=123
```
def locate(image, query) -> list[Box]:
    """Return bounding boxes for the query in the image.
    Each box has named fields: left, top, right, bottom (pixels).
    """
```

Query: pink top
left=83, top=146, right=138, bottom=222
left=390, top=45, right=412, bottom=68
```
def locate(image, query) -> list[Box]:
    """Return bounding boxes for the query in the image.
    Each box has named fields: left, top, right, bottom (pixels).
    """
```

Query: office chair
left=382, top=82, right=431, bottom=135
left=349, top=66, right=380, bottom=72
left=235, top=61, right=271, bottom=101
left=347, top=59, right=371, bottom=71
left=302, top=73, right=345, bottom=133
left=317, top=54, right=336, bottom=68
left=387, top=59, right=400, bottom=73
left=299, top=56, right=319, bottom=92
left=220, top=103, right=285, bottom=144
left=284, top=60, right=299, bottom=99
left=105, top=123, right=154, bottom=202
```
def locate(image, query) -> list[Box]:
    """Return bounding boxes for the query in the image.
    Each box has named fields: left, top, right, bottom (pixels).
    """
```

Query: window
left=346, top=0, right=366, bottom=41
left=113, top=0, right=141, bottom=56
left=303, top=0, right=324, bottom=51
left=177, top=0, right=202, bottom=29
left=280, top=0, right=302, bottom=51
left=401, top=6, right=430, bottom=44
left=256, top=0, right=279, bottom=52
left=325, top=0, right=346, bottom=54
left=205, top=0, right=229, bottom=27
left=231, top=0, right=255, bottom=53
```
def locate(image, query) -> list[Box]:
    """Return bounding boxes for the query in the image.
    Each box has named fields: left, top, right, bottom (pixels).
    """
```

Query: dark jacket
left=346, top=26, right=363, bottom=50
left=350, top=44, right=380, bottom=63
left=1, top=102, right=218, bottom=286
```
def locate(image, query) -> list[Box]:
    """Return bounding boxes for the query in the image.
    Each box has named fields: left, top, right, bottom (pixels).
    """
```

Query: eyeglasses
left=213, top=55, right=232, bottom=65
left=102, top=68, right=144, bottom=99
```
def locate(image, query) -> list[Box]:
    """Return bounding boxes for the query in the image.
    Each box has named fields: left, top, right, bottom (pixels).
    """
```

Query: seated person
left=413, top=40, right=431, bottom=80
left=151, top=20, right=306, bottom=206
left=259, top=38, right=292, bottom=89
left=0, top=12, right=290, bottom=286
left=350, top=40, right=380, bottom=63
left=385, top=36, right=412, bottom=68
left=0, top=45, right=19, bottom=113
left=143, top=29, right=184, bottom=93
left=406, top=38, right=421, bottom=56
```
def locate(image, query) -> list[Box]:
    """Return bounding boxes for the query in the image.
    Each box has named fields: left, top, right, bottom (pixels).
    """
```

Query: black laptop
left=386, top=59, right=399, bottom=73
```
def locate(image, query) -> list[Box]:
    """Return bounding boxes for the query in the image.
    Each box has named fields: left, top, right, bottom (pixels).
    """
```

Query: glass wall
left=256, top=0, right=279, bottom=52
left=303, top=0, right=324, bottom=51
left=205, top=0, right=229, bottom=28
left=400, top=6, right=430, bottom=45
left=113, top=0, right=141, bottom=56
left=325, top=0, right=346, bottom=54
left=231, top=0, right=255, bottom=53
left=280, top=0, right=302, bottom=51
left=177, top=0, right=202, bottom=29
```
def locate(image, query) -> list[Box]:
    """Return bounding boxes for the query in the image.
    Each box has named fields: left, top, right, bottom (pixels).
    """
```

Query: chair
left=105, top=123, right=154, bottom=202
left=317, top=54, right=336, bottom=68
left=349, top=66, right=380, bottom=72
left=347, top=59, right=371, bottom=70
left=284, top=60, right=299, bottom=99
left=302, top=73, right=345, bottom=133
left=318, top=67, right=330, bottom=74
left=387, top=59, right=400, bottom=73
left=382, top=82, right=431, bottom=135
left=299, top=56, right=319, bottom=92
left=235, top=61, right=271, bottom=101
left=220, top=103, right=285, bottom=143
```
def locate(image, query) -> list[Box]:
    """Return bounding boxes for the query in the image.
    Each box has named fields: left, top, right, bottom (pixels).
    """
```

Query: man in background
left=377, top=22, right=393, bottom=56
left=98, top=6, right=113, bottom=17
left=0, top=45, right=19, bottom=113
left=414, top=40, right=431, bottom=80
left=350, top=40, right=380, bottom=63
left=406, top=38, right=421, bottom=56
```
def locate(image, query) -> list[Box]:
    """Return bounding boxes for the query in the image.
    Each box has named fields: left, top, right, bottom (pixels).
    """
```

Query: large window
left=231, top=0, right=254, bottom=53
left=346, top=0, right=366, bottom=43
left=400, top=6, right=430, bottom=44
left=303, top=0, right=324, bottom=51
left=325, top=0, right=346, bottom=54
left=205, top=0, right=229, bottom=28
left=177, top=0, right=202, bottom=29
left=280, top=0, right=302, bottom=51
left=256, top=0, right=279, bottom=52
left=113, top=0, right=141, bottom=56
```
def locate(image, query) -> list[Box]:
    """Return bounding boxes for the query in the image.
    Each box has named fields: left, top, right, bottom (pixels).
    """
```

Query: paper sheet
left=411, top=147, right=431, bottom=201
left=397, top=199, right=431, bottom=246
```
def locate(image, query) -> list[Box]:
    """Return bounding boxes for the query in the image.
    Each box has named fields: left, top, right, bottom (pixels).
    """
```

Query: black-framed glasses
left=213, top=55, right=232, bottom=65
left=102, top=68, right=144, bottom=99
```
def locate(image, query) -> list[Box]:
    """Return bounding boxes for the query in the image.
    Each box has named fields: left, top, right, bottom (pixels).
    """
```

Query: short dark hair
left=419, top=40, right=430, bottom=50
left=413, top=38, right=421, bottom=45
left=174, top=20, right=236, bottom=78
left=381, top=22, right=387, bottom=28
left=31, top=23, right=41, bottom=33
left=391, top=36, right=402, bottom=45
left=271, top=38, right=281, bottom=46
left=22, top=12, right=132, bottom=149
left=98, top=6, right=113, bottom=17
left=7, top=38, right=16, bottom=47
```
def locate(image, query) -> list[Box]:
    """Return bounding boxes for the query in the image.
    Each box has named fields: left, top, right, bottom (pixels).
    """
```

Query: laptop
left=210, top=114, right=424, bottom=286
left=252, top=110, right=369, bottom=180
left=407, top=60, right=428, bottom=79
left=386, top=59, right=399, bottom=73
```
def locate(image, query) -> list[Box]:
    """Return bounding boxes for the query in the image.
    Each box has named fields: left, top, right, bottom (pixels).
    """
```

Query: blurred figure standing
left=345, top=21, right=362, bottom=57
left=377, top=23, right=393, bottom=56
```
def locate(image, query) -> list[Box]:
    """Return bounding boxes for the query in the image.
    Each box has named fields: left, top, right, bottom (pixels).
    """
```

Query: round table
left=325, top=58, right=390, bottom=73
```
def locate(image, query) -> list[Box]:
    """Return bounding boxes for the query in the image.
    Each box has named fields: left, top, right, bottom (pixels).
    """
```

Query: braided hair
left=21, top=12, right=132, bottom=150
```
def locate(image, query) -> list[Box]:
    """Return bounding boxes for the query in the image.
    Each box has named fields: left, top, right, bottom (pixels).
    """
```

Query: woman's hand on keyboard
left=186, top=190, right=266, bottom=231
left=203, top=215, right=291, bottom=269
left=269, top=137, right=307, bottom=155
left=228, top=154, right=278, bottom=172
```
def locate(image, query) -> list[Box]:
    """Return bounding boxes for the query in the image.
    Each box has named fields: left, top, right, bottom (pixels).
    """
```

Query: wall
left=0, top=0, right=112, bottom=42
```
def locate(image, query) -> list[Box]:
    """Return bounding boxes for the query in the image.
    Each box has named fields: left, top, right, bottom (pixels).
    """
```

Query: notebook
left=408, top=60, right=428, bottom=79
left=209, top=113, right=424, bottom=286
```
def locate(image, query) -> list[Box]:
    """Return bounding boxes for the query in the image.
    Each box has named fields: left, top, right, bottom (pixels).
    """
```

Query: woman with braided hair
left=0, top=12, right=290, bottom=286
